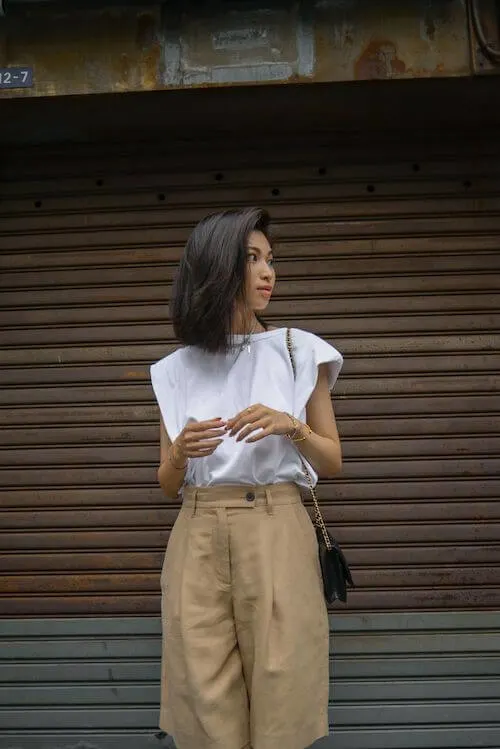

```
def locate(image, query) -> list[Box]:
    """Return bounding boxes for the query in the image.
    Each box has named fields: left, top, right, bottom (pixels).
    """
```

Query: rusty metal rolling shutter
left=1, top=132, right=499, bottom=616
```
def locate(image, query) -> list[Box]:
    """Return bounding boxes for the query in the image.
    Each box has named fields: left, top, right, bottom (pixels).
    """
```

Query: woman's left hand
left=226, top=404, right=294, bottom=443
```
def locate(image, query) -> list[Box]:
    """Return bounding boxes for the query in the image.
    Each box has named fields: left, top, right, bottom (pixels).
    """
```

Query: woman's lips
left=257, top=287, right=273, bottom=298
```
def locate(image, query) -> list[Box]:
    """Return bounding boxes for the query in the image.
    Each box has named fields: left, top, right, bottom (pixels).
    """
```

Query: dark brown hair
left=170, top=207, right=271, bottom=353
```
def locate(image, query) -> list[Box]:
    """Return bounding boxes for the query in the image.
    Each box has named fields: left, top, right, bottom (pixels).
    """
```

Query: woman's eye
left=247, top=253, right=258, bottom=262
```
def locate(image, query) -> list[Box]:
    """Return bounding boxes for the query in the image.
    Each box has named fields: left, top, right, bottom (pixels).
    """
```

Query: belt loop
left=265, top=488, right=273, bottom=516
left=191, top=489, right=198, bottom=518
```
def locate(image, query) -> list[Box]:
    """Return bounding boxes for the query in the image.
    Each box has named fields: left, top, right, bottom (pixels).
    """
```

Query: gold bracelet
left=291, top=423, right=313, bottom=443
left=284, top=412, right=299, bottom=439
left=284, top=413, right=312, bottom=442
left=168, top=446, right=187, bottom=471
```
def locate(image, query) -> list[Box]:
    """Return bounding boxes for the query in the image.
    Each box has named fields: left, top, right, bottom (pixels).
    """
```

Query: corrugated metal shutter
left=1, top=132, right=499, bottom=615
left=1, top=613, right=500, bottom=748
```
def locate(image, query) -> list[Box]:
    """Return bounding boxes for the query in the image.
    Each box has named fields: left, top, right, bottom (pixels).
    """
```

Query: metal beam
left=0, top=0, right=489, bottom=100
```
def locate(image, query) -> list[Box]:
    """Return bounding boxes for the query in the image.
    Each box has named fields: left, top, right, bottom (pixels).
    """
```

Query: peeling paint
left=297, top=12, right=315, bottom=77
left=212, top=27, right=270, bottom=52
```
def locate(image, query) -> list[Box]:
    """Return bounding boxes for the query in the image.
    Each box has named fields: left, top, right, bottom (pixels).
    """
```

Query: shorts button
left=245, top=491, right=255, bottom=502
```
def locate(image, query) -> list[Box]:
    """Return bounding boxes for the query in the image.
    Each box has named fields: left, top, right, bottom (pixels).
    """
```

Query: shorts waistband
left=182, top=482, right=301, bottom=511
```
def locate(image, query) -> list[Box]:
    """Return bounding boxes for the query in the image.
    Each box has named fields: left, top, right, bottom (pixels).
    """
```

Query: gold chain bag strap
left=286, top=328, right=354, bottom=604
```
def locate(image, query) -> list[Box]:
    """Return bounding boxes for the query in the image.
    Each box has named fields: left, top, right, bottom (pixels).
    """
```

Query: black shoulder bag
left=286, top=328, right=354, bottom=604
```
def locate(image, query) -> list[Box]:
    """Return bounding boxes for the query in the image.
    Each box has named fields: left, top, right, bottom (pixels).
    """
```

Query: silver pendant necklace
left=217, top=322, right=259, bottom=396
left=232, top=320, right=258, bottom=365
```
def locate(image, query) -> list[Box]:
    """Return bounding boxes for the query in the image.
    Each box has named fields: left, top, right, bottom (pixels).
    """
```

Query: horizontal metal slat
left=0, top=551, right=164, bottom=572
left=1, top=573, right=160, bottom=595
left=0, top=707, right=159, bottom=730
left=0, top=404, right=157, bottom=425
left=334, top=394, right=499, bottom=417
left=0, top=507, right=174, bottom=529
left=0, top=661, right=162, bottom=683
left=0, top=595, right=162, bottom=616
left=331, top=655, right=500, bottom=679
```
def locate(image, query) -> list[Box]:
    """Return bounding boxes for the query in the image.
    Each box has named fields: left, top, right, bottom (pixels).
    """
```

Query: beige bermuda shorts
left=160, top=482, right=329, bottom=749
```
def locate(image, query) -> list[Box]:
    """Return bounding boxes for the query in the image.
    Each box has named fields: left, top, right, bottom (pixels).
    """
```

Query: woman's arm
left=157, top=418, right=187, bottom=499
left=293, top=363, right=342, bottom=478
left=157, top=416, right=227, bottom=499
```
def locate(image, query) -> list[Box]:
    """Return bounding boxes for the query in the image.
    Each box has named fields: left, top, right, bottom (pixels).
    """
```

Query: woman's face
left=244, top=230, right=276, bottom=313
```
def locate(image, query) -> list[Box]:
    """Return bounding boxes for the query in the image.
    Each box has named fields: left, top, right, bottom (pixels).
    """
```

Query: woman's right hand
left=171, top=418, right=226, bottom=464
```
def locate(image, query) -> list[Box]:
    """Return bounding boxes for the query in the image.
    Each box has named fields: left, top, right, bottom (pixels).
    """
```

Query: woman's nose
left=259, top=263, right=273, bottom=280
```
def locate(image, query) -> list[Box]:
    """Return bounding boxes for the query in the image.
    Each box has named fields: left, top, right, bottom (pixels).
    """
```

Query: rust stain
left=136, top=12, right=161, bottom=89
left=354, top=39, right=407, bottom=80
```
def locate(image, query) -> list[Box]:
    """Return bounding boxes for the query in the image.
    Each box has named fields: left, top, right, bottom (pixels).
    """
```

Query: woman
left=150, top=207, right=343, bottom=749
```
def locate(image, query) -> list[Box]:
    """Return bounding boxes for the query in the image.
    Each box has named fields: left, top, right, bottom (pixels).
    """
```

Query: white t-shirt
left=150, top=328, right=343, bottom=489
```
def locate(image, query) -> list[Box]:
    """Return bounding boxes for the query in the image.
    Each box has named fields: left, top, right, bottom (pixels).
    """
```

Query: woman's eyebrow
left=247, top=244, right=273, bottom=256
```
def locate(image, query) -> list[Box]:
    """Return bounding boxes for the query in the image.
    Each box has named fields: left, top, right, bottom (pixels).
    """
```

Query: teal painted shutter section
left=0, top=614, right=499, bottom=748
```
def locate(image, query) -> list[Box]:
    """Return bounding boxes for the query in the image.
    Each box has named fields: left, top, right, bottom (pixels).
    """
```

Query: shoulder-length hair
left=170, top=207, right=271, bottom=353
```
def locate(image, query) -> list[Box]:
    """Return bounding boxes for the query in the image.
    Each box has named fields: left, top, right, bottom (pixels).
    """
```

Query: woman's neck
left=231, top=312, right=263, bottom=335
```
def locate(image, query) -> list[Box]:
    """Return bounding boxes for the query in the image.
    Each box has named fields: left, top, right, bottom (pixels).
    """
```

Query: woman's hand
left=226, top=405, right=294, bottom=443
left=172, top=418, right=226, bottom=465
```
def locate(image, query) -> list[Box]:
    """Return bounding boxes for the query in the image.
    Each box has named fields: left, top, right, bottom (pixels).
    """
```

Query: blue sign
left=0, top=67, right=34, bottom=89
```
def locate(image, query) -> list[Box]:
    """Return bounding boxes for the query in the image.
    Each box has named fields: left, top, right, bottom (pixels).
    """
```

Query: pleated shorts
left=160, top=482, right=329, bottom=749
